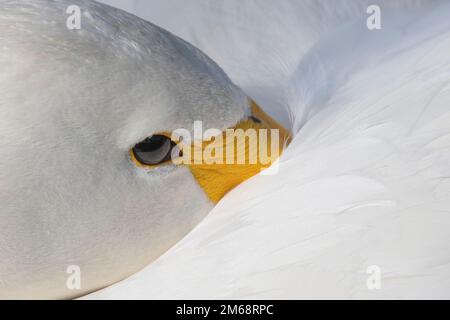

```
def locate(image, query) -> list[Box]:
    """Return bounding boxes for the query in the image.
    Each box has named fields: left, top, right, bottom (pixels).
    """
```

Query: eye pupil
left=132, top=135, right=174, bottom=165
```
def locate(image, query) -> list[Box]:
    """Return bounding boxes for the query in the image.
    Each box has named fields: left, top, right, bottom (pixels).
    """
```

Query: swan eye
left=132, top=135, right=175, bottom=166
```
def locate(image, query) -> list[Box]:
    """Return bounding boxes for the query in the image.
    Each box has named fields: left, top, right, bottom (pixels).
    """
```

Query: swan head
left=0, top=0, right=289, bottom=298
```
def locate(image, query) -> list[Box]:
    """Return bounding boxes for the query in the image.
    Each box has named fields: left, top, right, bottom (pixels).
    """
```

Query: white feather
left=0, top=0, right=248, bottom=299
left=88, top=0, right=450, bottom=299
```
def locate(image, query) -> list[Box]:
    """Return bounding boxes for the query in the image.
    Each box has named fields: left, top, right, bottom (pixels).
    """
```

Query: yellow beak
left=186, top=100, right=291, bottom=203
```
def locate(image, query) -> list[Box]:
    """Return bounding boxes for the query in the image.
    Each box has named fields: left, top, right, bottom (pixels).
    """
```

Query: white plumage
left=87, top=0, right=450, bottom=299
left=0, top=0, right=249, bottom=299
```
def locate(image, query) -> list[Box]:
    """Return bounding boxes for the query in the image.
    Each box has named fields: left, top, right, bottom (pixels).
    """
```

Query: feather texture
left=89, top=0, right=450, bottom=299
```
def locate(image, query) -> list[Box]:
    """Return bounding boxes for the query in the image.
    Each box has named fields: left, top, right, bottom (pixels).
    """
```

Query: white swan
left=0, top=0, right=288, bottom=299
left=87, top=0, right=450, bottom=299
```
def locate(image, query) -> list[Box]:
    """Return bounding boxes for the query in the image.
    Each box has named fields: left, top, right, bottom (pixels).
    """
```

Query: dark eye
left=132, top=135, right=175, bottom=166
